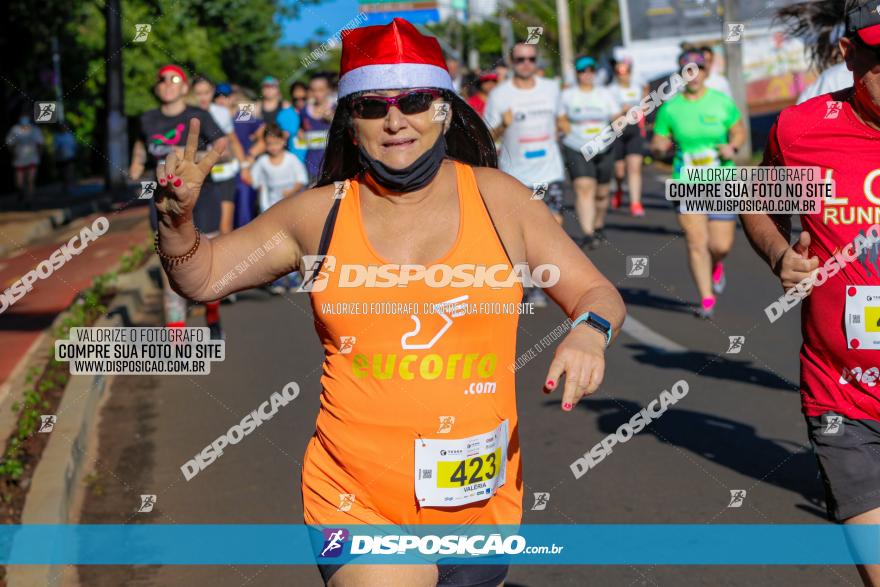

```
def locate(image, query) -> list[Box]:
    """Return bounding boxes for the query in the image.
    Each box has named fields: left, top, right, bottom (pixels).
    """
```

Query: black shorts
left=541, top=181, right=564, bottom=215
left=806, top=412, right=880, bottom=521
left=214, top=178, right=237, bottom=203
left=318, top=560, right=509, bottom=587
left=563, top=144, right=614, bottom=184
left=613, top=123, right=646, bottom=160
left=148, top=179, right=222, bottom=234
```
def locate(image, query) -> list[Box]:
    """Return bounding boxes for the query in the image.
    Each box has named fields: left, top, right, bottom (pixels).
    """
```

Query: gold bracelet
left=154, top=228, right=200, bottom=268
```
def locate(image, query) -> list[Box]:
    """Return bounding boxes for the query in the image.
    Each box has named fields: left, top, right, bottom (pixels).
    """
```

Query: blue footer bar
left=2, top=525, right=879, bottom=565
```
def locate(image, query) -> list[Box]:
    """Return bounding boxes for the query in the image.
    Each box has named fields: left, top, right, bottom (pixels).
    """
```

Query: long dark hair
left=315, top=89, right=497, bottom=187
left=776, top=0, right=863, bottom=71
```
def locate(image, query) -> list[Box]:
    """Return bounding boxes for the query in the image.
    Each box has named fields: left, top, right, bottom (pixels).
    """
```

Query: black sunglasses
left=513, top=56, right=537, bottom=64
left=351, top=89, right=442, bottom=119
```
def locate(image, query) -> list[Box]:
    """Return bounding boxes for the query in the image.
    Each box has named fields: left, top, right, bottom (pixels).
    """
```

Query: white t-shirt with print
left=607, top=81, right=643, bottom=110
left=484, top=76, right=565, bottom=186
left=560, top=86, right=620, bottom=152
left=251, top=151, right=308, bottom=212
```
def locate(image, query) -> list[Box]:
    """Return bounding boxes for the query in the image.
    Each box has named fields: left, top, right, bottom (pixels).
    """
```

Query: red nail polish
left=167, top=174, right=174, bottom=179
left=546, top=380, right=555, bottom=388
left=158, top=178, right=166, bottom=185
left=563, top=402, right=572, bottom=411
left=173, top=179, right=182, bottom=187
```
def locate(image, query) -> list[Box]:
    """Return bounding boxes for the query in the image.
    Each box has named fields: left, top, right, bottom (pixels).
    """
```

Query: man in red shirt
left=743, top=1, right=880, bottom=583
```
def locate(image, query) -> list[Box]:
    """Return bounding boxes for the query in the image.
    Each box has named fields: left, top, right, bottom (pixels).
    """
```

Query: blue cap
left=575, top=56, right=596, bottom=72
left=215, top=83, right=232, bottom=97
left=261, top=76, right=279, bottom=86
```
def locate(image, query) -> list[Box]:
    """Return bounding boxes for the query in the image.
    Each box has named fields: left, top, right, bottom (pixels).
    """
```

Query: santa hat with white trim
left=338, top=17, right=455, bottom=99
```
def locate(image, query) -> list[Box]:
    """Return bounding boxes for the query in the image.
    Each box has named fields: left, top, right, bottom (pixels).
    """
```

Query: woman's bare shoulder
left=471, top=166, right=535, bottom=211
left=264, top=183, right=343, bottom=254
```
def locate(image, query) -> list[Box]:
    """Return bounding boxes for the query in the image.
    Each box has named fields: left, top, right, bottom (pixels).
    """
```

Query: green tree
left=505, top=0, right=620, bottom=75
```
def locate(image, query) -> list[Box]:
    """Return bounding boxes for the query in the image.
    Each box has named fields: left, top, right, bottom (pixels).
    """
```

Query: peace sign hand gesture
left=155, top=118, right=226, bottom=225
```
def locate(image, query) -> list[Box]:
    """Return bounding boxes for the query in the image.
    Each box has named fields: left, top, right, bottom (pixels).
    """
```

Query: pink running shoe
left=696, top=296, right=716, bottom=319
left=712, top=262, right=726, bottom=295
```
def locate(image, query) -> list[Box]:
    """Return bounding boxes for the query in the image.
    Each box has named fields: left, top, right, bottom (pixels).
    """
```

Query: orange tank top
left=302, top=161, right=524, bottom=526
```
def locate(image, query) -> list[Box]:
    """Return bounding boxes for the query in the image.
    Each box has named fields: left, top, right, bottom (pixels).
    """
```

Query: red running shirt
left=763, top=88, right=880, bottom=420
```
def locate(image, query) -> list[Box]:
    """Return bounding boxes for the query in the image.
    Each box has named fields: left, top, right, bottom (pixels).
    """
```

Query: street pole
left=105, top=0, right=128, bottom=200
left=722, top=0, right=752, bottom=161
left=556, top=0, right=575, bottom=86
left=50, top=36, right=65, bottom=124
left=499, top=0, right=514, bottom=65
left=467, top=0, right=480, bottom=71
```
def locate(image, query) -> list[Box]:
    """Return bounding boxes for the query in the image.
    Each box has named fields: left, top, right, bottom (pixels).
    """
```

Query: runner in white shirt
left=247, top=123, right=308, bottom=294
left=798, top=61, right=853, bottom=103
left=484, top=42, right=566, bottom=308
left=701, top=46, right=734, bottom=97
left=192, top=78, right=247, bottom=236
left=607, top=57, right=648, bottom=217
left=559, top=56, right=620, bottom=249
left=485, top=43, right=566, bottom=223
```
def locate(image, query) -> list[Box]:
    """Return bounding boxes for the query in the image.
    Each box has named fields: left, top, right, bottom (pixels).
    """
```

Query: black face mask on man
left=357, top=131, right=448, bottom=193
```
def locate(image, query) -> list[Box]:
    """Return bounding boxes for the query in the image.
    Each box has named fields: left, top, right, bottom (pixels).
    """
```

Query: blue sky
left=281, top=0, right=362, bottom=46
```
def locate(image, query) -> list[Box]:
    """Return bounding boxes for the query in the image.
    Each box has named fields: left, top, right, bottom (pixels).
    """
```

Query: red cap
left=479, top=72, right=499, bottom=83
left=859, top=23, right=880, bottom=46
left=338, top=18, right=454, bottom=98
left=157, top=65, right=188, bottom=85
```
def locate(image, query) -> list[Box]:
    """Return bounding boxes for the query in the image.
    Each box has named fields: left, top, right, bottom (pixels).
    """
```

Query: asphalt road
left=76, top=167, right=862, bottom=587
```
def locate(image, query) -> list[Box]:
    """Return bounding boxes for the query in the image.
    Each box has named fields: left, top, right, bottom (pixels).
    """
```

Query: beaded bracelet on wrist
left=154, top=228, right=200, bottom=268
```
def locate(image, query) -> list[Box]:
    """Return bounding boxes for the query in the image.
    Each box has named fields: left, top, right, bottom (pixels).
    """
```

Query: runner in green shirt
left=651, top=49, right=746, bottom=318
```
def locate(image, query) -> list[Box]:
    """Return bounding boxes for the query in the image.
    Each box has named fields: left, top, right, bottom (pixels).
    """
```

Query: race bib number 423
left=845, top=285, right=880, bottom=350
left=414, top=420, right=508, bottom=507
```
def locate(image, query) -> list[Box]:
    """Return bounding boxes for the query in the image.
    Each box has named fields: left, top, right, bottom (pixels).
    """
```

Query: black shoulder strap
left=317, top=196, right=342, bottom=257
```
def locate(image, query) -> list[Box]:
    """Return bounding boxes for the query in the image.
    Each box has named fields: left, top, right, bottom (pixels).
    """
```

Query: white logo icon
left=437, top=416, right=456, bottom=434
left=432, top=102, right=450, bottom=122
left=531, top=492, right=550, bottom=510
left=333, top=180, right=349, bottom=200
left=626, top=256, right=649, bottom=277
left=726, top=336, right=745, bottom=354
left=726, top=23, right=744, bottom=42
left=531, top=182, right=547, bottom=200
left=236, top=103, right=256, bottom=122
left=339, top=336, right=356, bottom=354
left=297, top=255, right=336, bottom=293
left=727, top=489, right=746, bottom=508
left=337, top=493, right=355, bottom=512
left=137, top=494, right=157, bottom=512
left=139, top=181, right=157, bottom=200
left=824, top=101, right=842, bottom=119
left=401, top=295, right=469, bottom=350
left=133, top=24, right=152, bottom=42
left=525, top=27, right=543, bottom=44
left=35, top=102, right=57, bottom=124
left=38, top=415, right=56, bottom=433
left=821, top=414, right=844, bottom=436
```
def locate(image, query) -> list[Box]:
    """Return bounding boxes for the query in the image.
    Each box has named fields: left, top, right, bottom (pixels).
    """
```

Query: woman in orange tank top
left=151, top=18, right=625, bottom=587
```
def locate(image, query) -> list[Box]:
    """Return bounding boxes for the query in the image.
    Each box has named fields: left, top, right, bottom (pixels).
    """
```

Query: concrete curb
left=0, top=197, right=109, bottom=258
left=6, top=257, right=159, bottom=587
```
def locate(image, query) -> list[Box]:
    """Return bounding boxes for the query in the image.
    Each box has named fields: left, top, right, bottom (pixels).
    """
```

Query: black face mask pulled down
left=357, top=132, right=447, bottom=193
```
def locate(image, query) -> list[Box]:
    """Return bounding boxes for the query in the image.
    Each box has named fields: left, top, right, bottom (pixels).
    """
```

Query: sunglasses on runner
left=351, top=89, right=443, bottom=119
left=513, top=56, right=537, bottom=64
